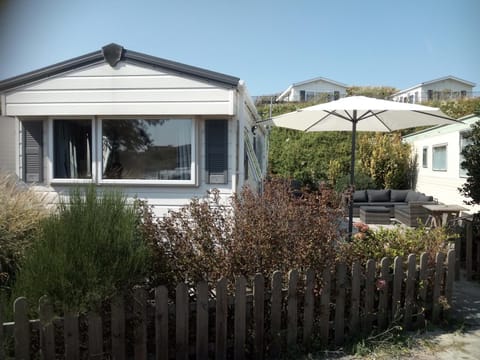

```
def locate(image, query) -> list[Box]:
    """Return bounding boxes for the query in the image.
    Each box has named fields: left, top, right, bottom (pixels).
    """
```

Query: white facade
left=403, top=114, right=480, bottom=214
left=0, top=44, right=266, bottom=217
left=391, top=76, right=475, bottom=103
left=276, top=77, right=348, bottom=102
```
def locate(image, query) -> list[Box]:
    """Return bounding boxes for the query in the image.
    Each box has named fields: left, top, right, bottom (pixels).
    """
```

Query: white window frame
left=432, top=143, right=448, bottom=171
left=97, top=117, right=198, bottom=186
left=48, top=117, right=96, bottom=184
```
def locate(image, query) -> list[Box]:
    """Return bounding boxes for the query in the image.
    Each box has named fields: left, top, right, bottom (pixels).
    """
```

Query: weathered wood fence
left=459, top=219, right=480, bottom=280
left=0, top=250, right=455, bottom=359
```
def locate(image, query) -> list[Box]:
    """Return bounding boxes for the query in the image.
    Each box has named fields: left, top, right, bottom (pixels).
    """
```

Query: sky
left=0, top=0, right=478, bottom=96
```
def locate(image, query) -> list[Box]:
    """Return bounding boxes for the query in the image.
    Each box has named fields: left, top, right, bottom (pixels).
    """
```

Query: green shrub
left=0, top=172, right=49, bottom=290
left=13, top=186, right=149, bottom=312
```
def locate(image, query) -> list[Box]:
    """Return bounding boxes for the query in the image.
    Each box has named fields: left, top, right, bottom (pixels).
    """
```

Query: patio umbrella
left=270, top=96, right=459, bottom=235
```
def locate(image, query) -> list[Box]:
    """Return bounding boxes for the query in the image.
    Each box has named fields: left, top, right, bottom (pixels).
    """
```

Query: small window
left=461, top=90, right=467, bottom=98
left=299, top=90, right=306, bottom=102
left=459, top=131, right=472, bottom=177
left=427, top=90, right=433, bottom=101
left=422, top=147, right=428, bottom=168
left=53, top=119, right=92, bottom=179
left=432, top=144, right=447, bottom=171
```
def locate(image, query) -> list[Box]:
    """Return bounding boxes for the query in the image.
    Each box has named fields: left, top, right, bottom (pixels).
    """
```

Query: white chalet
left=403, top=114, right=480, bottom=214
left=391, top=76, right=476, bottom=104
left=276, top=76, right=348, bottom=102
left=0, top=43, right=267, bottom=216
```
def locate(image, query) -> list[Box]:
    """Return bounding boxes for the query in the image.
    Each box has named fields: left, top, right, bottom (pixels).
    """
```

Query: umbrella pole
left=348, top=112, right=357, bottom=236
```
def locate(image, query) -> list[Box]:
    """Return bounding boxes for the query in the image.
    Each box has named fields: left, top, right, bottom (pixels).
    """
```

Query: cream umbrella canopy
left=270, top=96, right=459, bottom=235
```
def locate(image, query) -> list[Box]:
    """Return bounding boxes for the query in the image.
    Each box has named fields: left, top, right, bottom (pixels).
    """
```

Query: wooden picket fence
left=1, top=250, right=455, bottom=359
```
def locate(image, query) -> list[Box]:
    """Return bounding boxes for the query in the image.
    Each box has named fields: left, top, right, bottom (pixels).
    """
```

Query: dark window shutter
left=23, top=121, right=43, bottom=183
left=205, top=120, right=228, bottom=184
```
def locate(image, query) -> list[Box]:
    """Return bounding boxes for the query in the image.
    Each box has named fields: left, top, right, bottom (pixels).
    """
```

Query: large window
left=460, top=131, right=472, bottom=177
left=101, top=119, right=193, bottom=182
left=432, top=144, right=447, bottom=171
left=53, top=119, right=92, bottom=179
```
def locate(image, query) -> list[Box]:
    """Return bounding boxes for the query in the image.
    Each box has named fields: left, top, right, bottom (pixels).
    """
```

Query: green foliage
left=13, top=186, right=149, bottom=312
left=0, top=172, right=49, bottom=291
left=346, top=86, right=398, bottom=99
left=358, top=132, right=414, bottom=189
left=459, top=120, right=480, bottom=205
left=339, top=222, right=453, bottom=266
left=145, top=179, right=344, bottom=288
left=334, top=170, right=378, bottom=192
left=423, top=98, right=480, bottom=119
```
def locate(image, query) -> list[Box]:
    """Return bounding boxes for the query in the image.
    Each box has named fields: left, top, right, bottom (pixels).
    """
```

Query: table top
left=422, top=204, right=468, bottom=212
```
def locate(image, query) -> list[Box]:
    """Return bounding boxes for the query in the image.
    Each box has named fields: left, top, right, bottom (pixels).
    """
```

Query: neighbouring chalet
left=403, top=114, right=480, bottom=214
left=276, top=76, right=348, bottom=102
left=391, top=75, right=476, bottom=104
left=0, top=43, right=267, bottom=216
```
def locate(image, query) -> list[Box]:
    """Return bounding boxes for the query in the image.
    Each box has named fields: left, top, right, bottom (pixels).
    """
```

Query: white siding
left=4, top=62, right=235, bottom=116
left=0, top=116, right=17, bottom=173
left=290, top=80, right=347, bottom=101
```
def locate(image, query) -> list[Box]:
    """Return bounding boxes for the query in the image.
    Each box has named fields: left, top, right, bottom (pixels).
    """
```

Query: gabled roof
left=0, top=43, right=240, bottom=92
left=392, top=75, right=476, bottom=96
left=276, top=76, right=348, bottom=101
left=403, top=113, right=479, bottom=140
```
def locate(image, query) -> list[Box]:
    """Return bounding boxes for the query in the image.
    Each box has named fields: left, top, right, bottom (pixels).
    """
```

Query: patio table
left=422, top=204, right=468, bottom=227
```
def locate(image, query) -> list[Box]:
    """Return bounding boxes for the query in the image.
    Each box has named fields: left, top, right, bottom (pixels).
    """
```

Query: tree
left=459, top=120, right=480, bottom=205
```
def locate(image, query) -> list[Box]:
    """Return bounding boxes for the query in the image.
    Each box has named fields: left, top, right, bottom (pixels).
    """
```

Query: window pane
left=422, top=147, right=428, bottom=168
left=102, top=119, right=192, bottom=180
left=432, top=145, right=447, bottom=171
left=53, top=120, right=92, bottom=179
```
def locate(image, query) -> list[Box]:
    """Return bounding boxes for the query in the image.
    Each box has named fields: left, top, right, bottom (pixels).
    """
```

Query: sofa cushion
left=417, top=194, right=433, bottom=201
left=367, top=189, right=391, bottom=202
left=390, top=189, right=410, bottom=202
left=405, top=191, right=421, bottom=203
left=353, top=190, right=367, bottom=202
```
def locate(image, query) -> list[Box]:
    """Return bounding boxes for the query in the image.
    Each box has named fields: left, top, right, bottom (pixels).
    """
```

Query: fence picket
left=417, top=253, right=428, bottom=328
left=14, top=297, right=29, bottom=360
left=287, top=270, right=299, bottom=349
left=0, top=298, right=4, bottom=360
left=350, top=262, right=360, bottom=337
left=445, top=249, right=456, bottom=320
left=432, top=252, right=446, bottom=323
left=155, top=286, right=169, bottom=360
left=111, top=295, right=126, bottom=360
left=363, top=260, right=375, bottom=335
left=319, top=268, right=331, bottom=347
left=196, top=281, right=209, bottom=360
left=303, top=268, right=315, bottom=349
left=176, top=283, right=189, bottom=360
left=39, top=296, right=55, bottom=360
left=216, top=278, right=228, bottom=360
left=404, top=254, right=416, bottom=330
left=392, top=256, right=403, bottom=321
left=254, top=274, right=265, bottom=360
left=234, top=276, right=247, bottom=360
left=64, top=312, right=79, bottom=360
left=134, top=287, right=147, bottom=360
left=270, top=271, right=282, bottom=358
left=334, top=263, right=346, bottom=347
left=378, top=258, right=390, bottom=329
left=88, top=311, right=103, bottom=359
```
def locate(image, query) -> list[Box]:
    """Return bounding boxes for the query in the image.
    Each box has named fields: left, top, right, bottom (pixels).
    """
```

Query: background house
left=391, top=76, right=476, bottom=104
left=0, top=43, right=267, bottom=217
left=276, top=76, right=348, bottom=102
left=403, top=114, right=480, bottom=214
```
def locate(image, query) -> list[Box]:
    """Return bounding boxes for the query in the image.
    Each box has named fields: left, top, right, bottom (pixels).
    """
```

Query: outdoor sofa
left=353, top=189, right=436, bottom=226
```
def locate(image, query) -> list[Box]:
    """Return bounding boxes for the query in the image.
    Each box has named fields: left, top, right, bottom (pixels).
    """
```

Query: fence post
left=432, top=252, right=446, bottom=323
left=334, top=263, right=346, bottom=347
left=466, top=221, right=473, bottom=280
left=176, top=283, right=189, bottom=360
left=303, top=268, right=315, bottom=349
left=253, top=274, right=264, bottom=360
left=196, top=281, right=208, bottom=360
left=64, top=312, right=79, bottom=360
left=88, top=310, right=103, bottom=360
left=134, top=287, right=147, bottom=360
left=404, top=254, right=416, bottom=330
left=378, top=258, right=390, bottom=330
left=0, top=297, right=4, bottom=360
left=392, top=256, right=403, bottom=321
left=111, top=295, right=125, bottom=360
left=269, top=271, right=282, bottom=358
left=234, top=276, right=247, bottom=360
left=216, top=278, right=228, bottom=360
left=287, top=270, right=298, bottom=349
left=445, top=249, right=456, bottom=320
left=319, top=268, right=331, bottom=348
left=155, top=286, right=169, bottom=360
left=14, top=297, right=30, bottom=360
left=39, top=296, right=55, bottom=360
left=417, top=253, right=428, bottom=329
left=350, top=261, right=360, bottom=337
left=363, top=259, right=375, bottom=335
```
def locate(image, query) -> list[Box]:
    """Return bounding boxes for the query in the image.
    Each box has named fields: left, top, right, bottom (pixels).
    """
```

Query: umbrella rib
left=304, top=110, right=355, bottom=132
